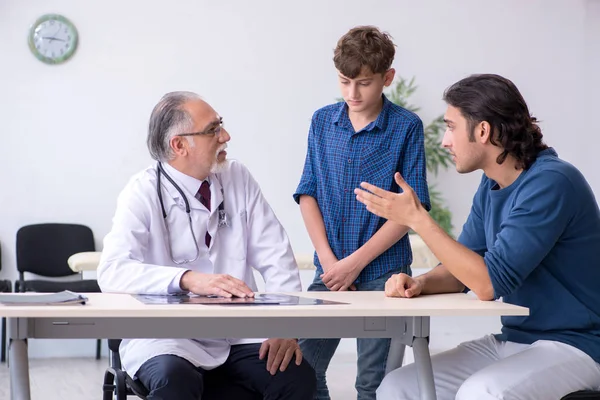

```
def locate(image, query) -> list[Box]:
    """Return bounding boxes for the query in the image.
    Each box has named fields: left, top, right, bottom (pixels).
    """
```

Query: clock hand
left=42, top=36, right=66, bottom=42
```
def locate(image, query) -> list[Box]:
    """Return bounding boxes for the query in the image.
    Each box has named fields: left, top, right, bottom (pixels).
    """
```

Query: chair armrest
left=295, top=254, right=315, bottom=271
left=409, top=234, right=439, bottom=270
left=67, top=251, right=102, bottom=272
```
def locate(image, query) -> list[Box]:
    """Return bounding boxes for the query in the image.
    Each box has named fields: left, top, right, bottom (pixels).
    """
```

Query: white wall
left=585, top=1, right=600, bottom=182
left=0, top=0, right=598, bottom=357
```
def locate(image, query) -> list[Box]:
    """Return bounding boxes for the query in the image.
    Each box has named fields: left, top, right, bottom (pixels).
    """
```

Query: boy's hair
left=333, top=25, right=396, bottom=78
left=443, top=74, right=548, bottom=170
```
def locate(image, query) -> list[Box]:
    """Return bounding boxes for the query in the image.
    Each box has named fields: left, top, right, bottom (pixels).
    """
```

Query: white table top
left=0, top=292, right=528, bottom=319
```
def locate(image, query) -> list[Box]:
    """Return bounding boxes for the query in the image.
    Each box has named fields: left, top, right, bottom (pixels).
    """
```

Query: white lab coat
left=97, top=160, right=301, bottom=377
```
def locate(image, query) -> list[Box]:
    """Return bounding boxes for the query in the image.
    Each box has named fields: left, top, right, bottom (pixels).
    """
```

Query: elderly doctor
left=98, top=91, right=316, bottom=400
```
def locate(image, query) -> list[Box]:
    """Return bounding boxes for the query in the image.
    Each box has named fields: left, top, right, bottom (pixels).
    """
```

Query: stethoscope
left=156, top=162, right=230, bottom=265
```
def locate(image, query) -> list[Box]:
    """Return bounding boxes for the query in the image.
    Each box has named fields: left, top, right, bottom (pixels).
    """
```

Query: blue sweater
left=458, top=148, right=600, bottom=363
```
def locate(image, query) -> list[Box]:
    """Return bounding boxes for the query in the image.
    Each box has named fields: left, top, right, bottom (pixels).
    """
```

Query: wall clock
left=28, top=14, right=78, bottom=65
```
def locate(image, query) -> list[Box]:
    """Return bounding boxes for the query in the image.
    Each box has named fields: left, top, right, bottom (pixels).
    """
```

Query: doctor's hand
left=259, top=338, right=302, bottom=375
left=385, top=273, right=423, bottom=298
left=320, top=256, right=360, bottom=292
left=179, top=271, right=254, bottom=298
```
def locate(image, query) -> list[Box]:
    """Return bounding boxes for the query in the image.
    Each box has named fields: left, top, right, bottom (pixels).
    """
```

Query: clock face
left=28, top=14, right=78, bottom=65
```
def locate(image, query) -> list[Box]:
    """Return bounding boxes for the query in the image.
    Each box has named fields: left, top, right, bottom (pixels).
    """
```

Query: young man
left=356, top=74, right=600, bottom=399
left=294, top=26, right=430, bottom=400
left=98, top=91, right=316, bottom=399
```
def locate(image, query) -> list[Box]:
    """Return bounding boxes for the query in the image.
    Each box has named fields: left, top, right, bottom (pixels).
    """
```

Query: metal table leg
left=8, top=318, right=31, bottom=400
left=386, top=338, right=406, bottom=374
left=413, top=336, right=436, bottom=400
left=393, top=316, right=437, bottom=400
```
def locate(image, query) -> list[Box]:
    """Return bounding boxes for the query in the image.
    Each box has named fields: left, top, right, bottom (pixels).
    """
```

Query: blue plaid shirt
left=294, top=95, right=430, bottom=283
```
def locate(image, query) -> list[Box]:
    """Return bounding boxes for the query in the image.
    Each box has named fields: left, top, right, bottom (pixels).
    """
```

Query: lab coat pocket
left=216, top=209, right=248, bottom=261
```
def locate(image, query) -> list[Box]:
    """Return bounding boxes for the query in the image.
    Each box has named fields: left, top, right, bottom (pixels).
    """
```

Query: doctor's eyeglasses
left=177, top=117, right=224, bottom=138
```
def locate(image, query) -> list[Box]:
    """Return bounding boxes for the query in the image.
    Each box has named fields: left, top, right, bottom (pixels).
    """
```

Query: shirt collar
left=333, top=94, right=391, bottom=133
left=537, top=147, right=558, bottom=159
left=162, top=162, right=208, bottom=197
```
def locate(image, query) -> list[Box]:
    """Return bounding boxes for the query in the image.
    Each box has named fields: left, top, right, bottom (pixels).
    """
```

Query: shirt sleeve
left=485, top=171, right=575, bottom=299
left=456, top=176, right=488, bottom=294
left=293, top=117, right=318, bottom=204
left=400, top=119, right=431, bottom=211
left=168, top=270, right=188, bottom=293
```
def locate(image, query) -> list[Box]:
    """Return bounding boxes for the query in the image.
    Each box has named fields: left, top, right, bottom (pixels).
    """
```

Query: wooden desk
left=0, top=292, right=528, bottom=400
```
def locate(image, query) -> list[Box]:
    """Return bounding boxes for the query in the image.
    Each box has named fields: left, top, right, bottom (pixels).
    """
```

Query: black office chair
left=103, top=339, right=263, bottom=399
left=562, top=391, right=600, bottom=399
left=103, top=339, right=148, bottom=400
left=15, top=223, right=103, bottom=359
left=0, top=243, right=13, bottom=363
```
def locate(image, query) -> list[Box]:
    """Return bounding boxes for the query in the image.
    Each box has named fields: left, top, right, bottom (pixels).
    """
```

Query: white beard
left=211, top=159, right=230, bottom=174
left=210, top=144, right=230, bottom=174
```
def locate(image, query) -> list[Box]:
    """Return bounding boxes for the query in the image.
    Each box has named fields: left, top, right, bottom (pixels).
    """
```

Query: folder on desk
left=0, top=290, right=88, bottom=306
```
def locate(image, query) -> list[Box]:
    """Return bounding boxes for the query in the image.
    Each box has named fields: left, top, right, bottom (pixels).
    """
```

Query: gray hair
left=147, top=91, right=201, bottom=161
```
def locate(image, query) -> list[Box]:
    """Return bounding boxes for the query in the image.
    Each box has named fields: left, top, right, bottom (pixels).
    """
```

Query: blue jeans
left=299, top=267, right=404, bottom=400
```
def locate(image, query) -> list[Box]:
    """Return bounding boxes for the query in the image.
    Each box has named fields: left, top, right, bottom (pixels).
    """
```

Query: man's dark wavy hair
left=443, top=74, right=548, bottom=169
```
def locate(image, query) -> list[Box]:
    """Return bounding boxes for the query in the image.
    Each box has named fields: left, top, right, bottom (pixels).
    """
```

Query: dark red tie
left=195, top=181, right=211, bottom=247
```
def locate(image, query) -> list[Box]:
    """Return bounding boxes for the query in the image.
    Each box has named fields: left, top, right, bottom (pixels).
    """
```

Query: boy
left=293, top=26, right=431, bottom=400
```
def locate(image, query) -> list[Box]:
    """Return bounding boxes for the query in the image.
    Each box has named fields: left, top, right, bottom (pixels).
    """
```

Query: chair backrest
left=108, top=339, right=122, bottom=353
left=0, top=243, right=9, bottom=292
left=16, top=223, right=95, bottom=277
left=108, top=339, right=123, bottom=370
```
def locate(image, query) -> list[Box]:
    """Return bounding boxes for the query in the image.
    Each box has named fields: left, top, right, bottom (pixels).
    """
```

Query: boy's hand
left=320, top=257, right=360, bottom=291
left=318, top=253, right=338, bottom=273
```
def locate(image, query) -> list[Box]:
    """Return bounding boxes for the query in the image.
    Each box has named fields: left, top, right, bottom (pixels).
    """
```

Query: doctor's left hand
left=259, top=338, right=303, bottom=375
left=180, top=271, right=254, bottom=298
